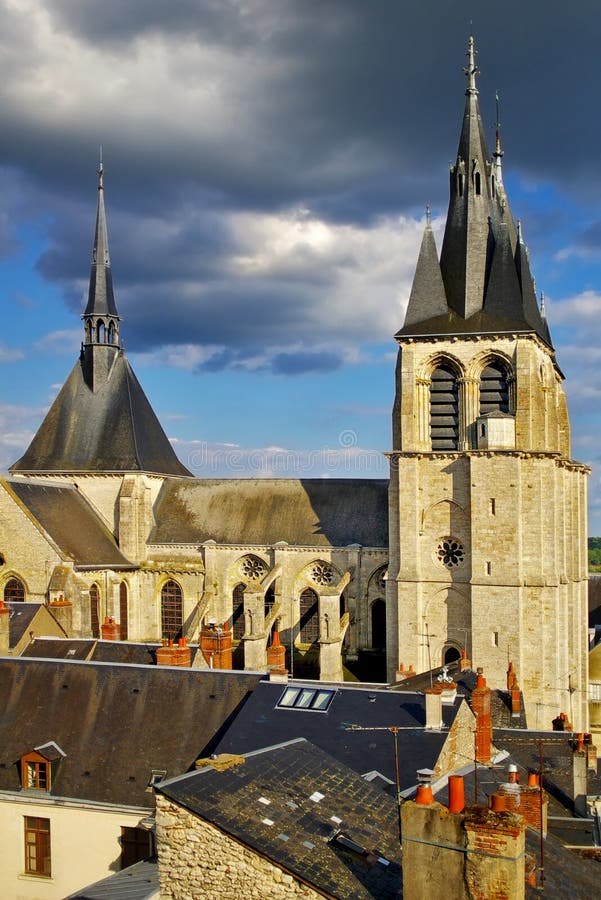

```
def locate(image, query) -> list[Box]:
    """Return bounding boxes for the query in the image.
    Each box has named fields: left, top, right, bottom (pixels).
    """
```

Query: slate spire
left=82, top=158, right=120, bottom=347
left=403, top=208, right=448, bottom=327
left=439, top=35, right=495, bottom=319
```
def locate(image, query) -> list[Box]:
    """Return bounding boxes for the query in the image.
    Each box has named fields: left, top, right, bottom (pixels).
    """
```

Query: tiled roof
left=158, top=739, right=402, bottom=899
left=213, top=680, right=457, bottom=790
left=150, top=477, right=389, bottom=547
left=0, top=658, right=261, bottom=807
left=65, top=858, right=159, bottom=900
left=3, top=479, right=134, bottom=568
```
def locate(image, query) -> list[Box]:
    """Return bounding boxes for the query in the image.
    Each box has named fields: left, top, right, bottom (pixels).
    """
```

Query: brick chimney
left=200, top=621, right=232, bottom=670
left=0, top=599, right=9, bottom=656
left=48, top=594, right=73, bottom=636
left=425, top=685, right=443, bottom=729
left=573, top=734, right=588, bottom=817
left=402, top=772, right=525, bottom=900
left=506, top=661, right=521, bottom=717
left=498, top=766, right=548, bottom=835
left=459, top=649, right=472, bottom=671
left=101, top=616, right=120, bottom=641
left=156, top=637, right=192, bottom=667
left=584, top=733, right=598, bottom=772
left=266, top=628, right=287, bottom=682
left=552, top=711, right=572, bottom=731
left=471, top=669, right=492, bottom=764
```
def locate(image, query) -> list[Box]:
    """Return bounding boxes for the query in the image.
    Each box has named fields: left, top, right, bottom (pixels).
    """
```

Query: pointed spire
left=493, top=90, right=504, bottom=187
left=439, top=35, right=495, bottom=319
left=514, top=221, right=552, bottom=345
left=403, top=213, right=449, bottom=328
left=483, top=221, right=524, bottom=321
left=83, top=156, right=119, bottom=326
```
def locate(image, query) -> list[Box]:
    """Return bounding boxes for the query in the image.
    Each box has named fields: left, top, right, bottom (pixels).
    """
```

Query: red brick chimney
left=48, top=594, right=73, bottom=636
left=200, top=621, right=232, bottom=670
left=156, top=637, right=192, bottom=667
left=101, top=616, right=120, bottom=641
left=471, top=669, right=492, bottom=764
left=498, top=765, right=548, bottom=835
left=506, top=661, right=521, bottom=717
left=552, top=711, right=572, bottom=731
left=266, top=628, right=287, bottom=681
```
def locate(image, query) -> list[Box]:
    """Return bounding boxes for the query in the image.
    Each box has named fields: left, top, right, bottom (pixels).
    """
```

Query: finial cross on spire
left=98, top=146, right=104, bottom=190
left=464, top=35, right=479, bottom=95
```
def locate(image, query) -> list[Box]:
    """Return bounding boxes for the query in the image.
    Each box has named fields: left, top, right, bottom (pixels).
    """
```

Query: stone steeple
left=10, top=165, right=192, bottom=477
left=81, top=160, right=121, bottom=392
left=398, top=36, right=549, bottom=348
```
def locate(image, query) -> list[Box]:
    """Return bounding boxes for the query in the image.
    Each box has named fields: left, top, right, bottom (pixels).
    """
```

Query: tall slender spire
left=493, top=90, right=504, bottom=187
left=81, top=159, right=121, bottom=391
left=439, top=35, right=495, bottom=319
left=83, top=157, right=120, bottom=336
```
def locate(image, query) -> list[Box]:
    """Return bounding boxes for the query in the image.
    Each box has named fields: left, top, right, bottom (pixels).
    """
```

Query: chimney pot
left=415, top=784, right=434, bottom=805
left=527, top=772, right=538, bottom=787
left=489, top=793, right=506, bottom=813
left=448, top=774, right=465, bottom=813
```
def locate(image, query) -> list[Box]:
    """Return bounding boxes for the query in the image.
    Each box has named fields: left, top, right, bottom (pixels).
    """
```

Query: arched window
left=96, top=320, right=105, bottom=343
left=430, top=364, right=459, bottom=450
left=161, top=580, right=183, bottom=642
left=90, top=584, right=100, bottom=638
left=85, top=320, right=92, bottom=343
left=108, top=322, right=116, bottom=345
left=443, top=645, right=461, bottom=665
left=371, top=599, right=386, bottom=649
left=232, top=583, right=245, bottom=640
left=4, top=577, right=25, bottom=603
left=265, top=583, right=275, bottom=619
left=480, top=362, right=510, bottom=415
left=299, top=588, right=319, bottom=644
left=475, top=171, right=481, bottom=195
left=119, top=582, right=128, bottom=641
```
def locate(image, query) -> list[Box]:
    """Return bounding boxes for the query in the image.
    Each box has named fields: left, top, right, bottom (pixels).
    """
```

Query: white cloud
left=33, top=328, right=80, bottom=355
left=0, top=342, right=24, bottom=362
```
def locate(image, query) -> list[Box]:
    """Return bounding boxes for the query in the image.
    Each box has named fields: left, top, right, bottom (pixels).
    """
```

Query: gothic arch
left=119, top=580, right=128, bottom=641
left=421, top=498, right=468, bottom=536
left=428, top=357, right=462, bottom=451
left=231, top=583, right=245, bottom=640
left=295, top=559, right=342, bottom=594
left=423, top=585, right=471, bottom=665
left=3, top=575, right=26, bottom=603
left=418, top=352, right=464, bottom=383
left=298, top=587, right=319, bottom=644
left=89, top=583, right=100, bottom=638
left=160, top=579, right=183, bottom=642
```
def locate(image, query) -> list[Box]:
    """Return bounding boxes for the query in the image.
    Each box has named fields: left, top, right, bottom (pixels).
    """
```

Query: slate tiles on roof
left=0, top=658, right=261, bottom=808
left=213, top=680, right=456, bottom=790
left=10, top=356, right=191, bottom=477
left=158, top=739, right=402, bottom=899
left=7, top=602, right=44, bottom=648
left=4, top=479, right=133, bottom=568
left=21, top=638, right=96, bottom=660
left=150, top=477, right=389, bottom=547
left=65, top=858, right=159, bottom=900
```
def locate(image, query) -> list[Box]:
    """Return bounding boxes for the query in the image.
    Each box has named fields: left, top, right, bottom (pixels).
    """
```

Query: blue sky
left=2, top=2, right=601, bottom=530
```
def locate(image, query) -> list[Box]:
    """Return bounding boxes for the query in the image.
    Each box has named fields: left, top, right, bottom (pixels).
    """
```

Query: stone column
left=242, top=590, right=268, bottom=671
left=416, top=377, right=431, bottom=450
left=459, top=376, right=479, bottom=450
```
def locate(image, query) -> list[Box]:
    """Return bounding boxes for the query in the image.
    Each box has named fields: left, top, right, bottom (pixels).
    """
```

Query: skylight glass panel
left=297, top=689, right=315, bottom=708
left=279, top=687, right=300, bottom=707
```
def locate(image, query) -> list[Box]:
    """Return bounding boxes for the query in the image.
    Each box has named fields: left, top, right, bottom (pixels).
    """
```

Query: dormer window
left=20, top=742, right=66, bottom=792
left=21, top=753, right=51, bottom=791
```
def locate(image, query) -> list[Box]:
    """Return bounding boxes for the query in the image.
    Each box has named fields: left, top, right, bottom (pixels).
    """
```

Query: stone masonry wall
left=156, top=794, right=321, bottom=900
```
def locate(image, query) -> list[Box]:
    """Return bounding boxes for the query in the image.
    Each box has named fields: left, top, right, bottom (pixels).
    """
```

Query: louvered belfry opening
left=430, top=364, right=459, bottom=450
left=480, top=363, right=510, bottom=415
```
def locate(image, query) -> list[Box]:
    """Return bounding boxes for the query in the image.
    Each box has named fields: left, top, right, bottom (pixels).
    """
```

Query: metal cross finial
left=464, top=35, right=479, bottom=94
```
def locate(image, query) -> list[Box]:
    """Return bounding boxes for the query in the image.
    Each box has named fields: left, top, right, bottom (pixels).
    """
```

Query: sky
left=3, top=1, right=601, bottom=529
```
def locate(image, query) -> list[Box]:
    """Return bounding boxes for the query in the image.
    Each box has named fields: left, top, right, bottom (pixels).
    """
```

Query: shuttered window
left=430, top=365, right=459, bottom=450
left=480, top=363, right=510, bottom=414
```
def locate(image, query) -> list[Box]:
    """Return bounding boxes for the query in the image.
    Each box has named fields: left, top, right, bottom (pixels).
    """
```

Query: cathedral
left=0, top=39, right=589, bottom=729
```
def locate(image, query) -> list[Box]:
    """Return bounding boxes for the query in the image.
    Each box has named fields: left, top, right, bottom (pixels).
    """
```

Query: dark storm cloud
left=2, top=0, right=601, bottom=370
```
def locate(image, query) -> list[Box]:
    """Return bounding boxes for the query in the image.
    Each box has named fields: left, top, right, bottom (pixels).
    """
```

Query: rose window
left=311, top=563, right=335, bottom=586
left=436, top=538, right=465, bottom=569
left=240, top=557, right=267, bottom=581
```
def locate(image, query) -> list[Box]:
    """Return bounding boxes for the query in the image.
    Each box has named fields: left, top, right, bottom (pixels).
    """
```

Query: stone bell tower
left=387, top=37, right=589, bottom=730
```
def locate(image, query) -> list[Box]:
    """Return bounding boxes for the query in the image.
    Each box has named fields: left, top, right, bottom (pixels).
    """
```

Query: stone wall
left=156, top=794, right=321, bottom=899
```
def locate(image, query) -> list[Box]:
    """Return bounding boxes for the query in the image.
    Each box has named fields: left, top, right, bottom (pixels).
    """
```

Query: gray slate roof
left=158, top=739, right=402, bottom=899
left=10, top=354, right=191, bottom=477
left=214, top=680, right=456, bottom=790
left=3, top=479, right=133, bottom=568
left=65, top=859, right=159, bottom=900
left=150, top=477, right=389, bottom=547
left=0, top=658, right=261, bottom=807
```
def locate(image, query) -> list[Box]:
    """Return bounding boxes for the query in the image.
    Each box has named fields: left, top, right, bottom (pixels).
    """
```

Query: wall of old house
left=0, top=794, right=149, bottom=900
left=156, top=795, right=320, bottom=899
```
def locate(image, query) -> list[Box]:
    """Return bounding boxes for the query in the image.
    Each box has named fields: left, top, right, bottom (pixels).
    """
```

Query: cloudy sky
left=3, top=1, right=601, bottom=528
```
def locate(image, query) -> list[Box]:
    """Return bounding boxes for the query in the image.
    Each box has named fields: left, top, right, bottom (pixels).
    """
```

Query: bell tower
left=387, top=37, right=589, bottom=730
